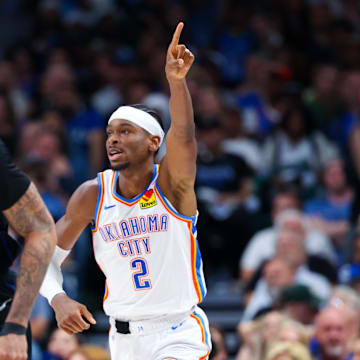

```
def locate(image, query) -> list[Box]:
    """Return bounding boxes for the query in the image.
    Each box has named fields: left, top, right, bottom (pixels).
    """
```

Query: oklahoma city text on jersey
left=91, top=165, right=206, bottom=321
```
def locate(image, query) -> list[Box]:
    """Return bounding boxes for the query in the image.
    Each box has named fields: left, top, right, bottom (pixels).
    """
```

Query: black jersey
left=0, top=140, right=30, bottom=298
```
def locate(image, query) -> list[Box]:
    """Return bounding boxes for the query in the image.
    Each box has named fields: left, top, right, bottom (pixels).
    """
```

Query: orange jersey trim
left=103, top=280, right=109, bottom=304
left=154, top=185, right=202, bottom=303
left=190, top=313, right=210, bottom=360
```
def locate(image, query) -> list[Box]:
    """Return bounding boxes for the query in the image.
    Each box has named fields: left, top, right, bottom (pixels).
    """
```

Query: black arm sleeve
left=0, top=140, right=30, bottom=211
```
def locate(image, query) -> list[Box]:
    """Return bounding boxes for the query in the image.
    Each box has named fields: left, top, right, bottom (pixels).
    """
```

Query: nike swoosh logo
left=0, top=298, right=12, bottom=312
left=171, top=321, right=184, bottom=331
left=104, top=205, right=116, bottom=210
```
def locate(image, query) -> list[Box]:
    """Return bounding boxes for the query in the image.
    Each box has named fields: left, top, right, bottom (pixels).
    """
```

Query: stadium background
left=1, top=0, right=360, bottom=359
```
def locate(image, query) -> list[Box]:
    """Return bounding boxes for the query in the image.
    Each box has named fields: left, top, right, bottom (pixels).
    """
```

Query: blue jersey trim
left=112, top=164, right=158, bottom=203
left=154, top=180, right=197, bottom=222
left=195, top=239, right=206, bottom=300
left=92, top=172, right=103, bottom=231
left=193, top=310, right=211, bottom=352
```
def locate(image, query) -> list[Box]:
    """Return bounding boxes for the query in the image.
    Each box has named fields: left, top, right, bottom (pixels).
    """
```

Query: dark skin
left=1, top=183, right=56, bottom=360
left=50, top=24, right=197, bottom=346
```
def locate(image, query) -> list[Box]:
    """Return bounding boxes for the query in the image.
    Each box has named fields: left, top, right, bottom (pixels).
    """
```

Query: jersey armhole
left=154, top=179, right=198, bottom=224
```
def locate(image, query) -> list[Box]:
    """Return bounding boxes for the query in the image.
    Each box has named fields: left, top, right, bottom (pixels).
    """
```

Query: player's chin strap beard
left=111, top=161, right=130, bottom=171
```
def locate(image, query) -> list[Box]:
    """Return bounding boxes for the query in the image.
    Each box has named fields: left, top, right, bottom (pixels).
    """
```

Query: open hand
left=166, top=22, right=195, bottom=81
left=51, top=293, right=96, bottom=335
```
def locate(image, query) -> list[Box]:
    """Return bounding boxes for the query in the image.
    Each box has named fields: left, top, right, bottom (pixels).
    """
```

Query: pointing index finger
left=170, top=22, right=184, bottom=49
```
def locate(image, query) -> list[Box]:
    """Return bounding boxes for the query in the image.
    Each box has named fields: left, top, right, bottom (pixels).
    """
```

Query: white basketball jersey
left=91, top=164, right=207, bottom=321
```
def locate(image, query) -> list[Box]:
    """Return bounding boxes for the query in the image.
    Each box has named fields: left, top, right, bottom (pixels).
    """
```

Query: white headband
left=108, top=106, right=165, bottom=145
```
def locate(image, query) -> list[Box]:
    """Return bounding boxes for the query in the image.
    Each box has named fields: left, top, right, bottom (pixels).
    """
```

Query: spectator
left=240, top=200, right=336, bottom=284
left=274, top=229, right=331, bottom=301
left=52, top=86, right=105, bottom=185
left=262, top=104, right=338, bottom=195
left=25, top=128, right=74, bottom=195
left=237, top=311, right=285, bottom=360
left=338, top=72, right=360, bottom=181
left=196, top=116, right=256, bottom=279
left=327, top=286, right=360, bottom=349
left=20, top=157, right=66, bottom=221
left=242, top=258, right=296, bottom=322
left=220, top=104, right=263, bottom=172
left=242, top=229, right=330, bottom=322
left=209, top=325, right=228, bottom=360
left=45, top=328, right=80, bottom=360
left=279, top=284, right=320, bottom=325
left=305, top=159, right=354, bottom=247
left=302, top=63, right=340, bottom=134
left=340, top=230, right=360, bottom=285
left=237, top=312, right=309, bottom=360
left=311, top=307, right=352, bottom=360
left=265, top=341, right=312, bottom=360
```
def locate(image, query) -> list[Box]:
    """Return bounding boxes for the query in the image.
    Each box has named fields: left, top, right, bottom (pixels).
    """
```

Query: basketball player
left=40, top=22, right=211, bottom=359
left=0, top=139, right=56, bottom=360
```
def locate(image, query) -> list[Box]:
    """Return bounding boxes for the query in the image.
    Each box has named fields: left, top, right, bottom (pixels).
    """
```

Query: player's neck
left=116, top=161, right=155, bottom=199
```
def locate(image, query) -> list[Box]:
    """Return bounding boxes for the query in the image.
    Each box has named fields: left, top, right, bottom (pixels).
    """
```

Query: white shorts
left=108, top=306, right=211, bottom=360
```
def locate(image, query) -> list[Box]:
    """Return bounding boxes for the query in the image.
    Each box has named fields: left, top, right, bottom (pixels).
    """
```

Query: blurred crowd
left=2, top=0, right=360, bottom=359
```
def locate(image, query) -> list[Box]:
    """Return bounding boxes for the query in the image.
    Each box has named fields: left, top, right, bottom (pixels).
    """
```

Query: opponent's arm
left=3, top=182, right=56, bottom=327
left=40, top=179, right=98, bottom=335
left=158, top=22, right=197, bottom=216
left=0, top=183, right=56, bottom=360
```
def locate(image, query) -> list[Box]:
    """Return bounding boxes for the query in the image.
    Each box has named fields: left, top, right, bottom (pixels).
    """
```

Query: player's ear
left=149, top=136, right=161, bottom=153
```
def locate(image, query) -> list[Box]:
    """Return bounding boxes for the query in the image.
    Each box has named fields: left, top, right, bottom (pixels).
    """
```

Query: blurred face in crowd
left=196, top=87, right=221, bottom=118
left=47, top=329, right=79, bottom=359
left=220, top=108, right=243, bottom=137
left=264, top=259, right=295, bottom=297
left=353, top=235, right=360, bottom=263
left=283, top=110, right=306, bottom=140
left=315, top=308, right=347, bottom=359
left=276, top=213, right=306, bottom=239
left=41, top=110, right=65, bottom=134
left=41, top=63, right=75, bottom=101
left=323, top=159, right=347, bottom=194
left=276, top=230, right=306, bottom=269
left=261, top=311, right=284, bottom=344
left=31, top=131, right=61, bottom=161
left=272, top=194, right=300, bottom=219
left=283, top=302, right=315, bottom=325
left=0, top=61, right=15, bottom=90
left=198, top=125, right=224, bottom=155
left=314, top=65, right=338, bottom=99
left=341, top=71, right=360, bottom=109
left=276, top=326, right=303, bottom=343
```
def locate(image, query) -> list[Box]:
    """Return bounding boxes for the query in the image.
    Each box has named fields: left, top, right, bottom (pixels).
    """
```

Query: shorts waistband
left=110, top=308, right=193, bottom=335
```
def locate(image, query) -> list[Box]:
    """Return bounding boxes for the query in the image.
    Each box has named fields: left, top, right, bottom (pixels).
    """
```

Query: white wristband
left=40, top=245, right=70, bottom=304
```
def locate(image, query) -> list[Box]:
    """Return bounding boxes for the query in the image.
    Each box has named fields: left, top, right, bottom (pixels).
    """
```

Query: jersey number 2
left=130, top=258, right=152, bottom=290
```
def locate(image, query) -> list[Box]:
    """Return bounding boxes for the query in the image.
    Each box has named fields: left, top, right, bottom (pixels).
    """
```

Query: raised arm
left=158, top=22, right=197, bottom=217
left=40, top=179, right=98, bottom=335
left=1, top=182, right=56, bottom=360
